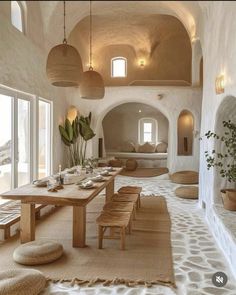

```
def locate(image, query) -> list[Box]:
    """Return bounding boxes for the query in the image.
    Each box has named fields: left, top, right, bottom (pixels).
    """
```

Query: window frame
left=36, top=97, right=53, bottom=179
left=0, top=84, right=53, bottom=193
left=111, top=57, right=127, bottom=78
left=138, top=117, right=158, bottom=144
left=0, top=85, right=33, bottom=190
left=11, top=1, right=26, bottom=34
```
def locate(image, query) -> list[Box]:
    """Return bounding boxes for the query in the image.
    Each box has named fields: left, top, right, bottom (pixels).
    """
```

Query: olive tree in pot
left=59, top=112, right=95, bottom=167
left=204, top=120, right=236, bottom=210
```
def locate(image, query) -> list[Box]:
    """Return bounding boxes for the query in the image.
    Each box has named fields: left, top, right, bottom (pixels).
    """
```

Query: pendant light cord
left=63, top=1, right=67, bottom=44
left=89, top=0, right=93, bottom=70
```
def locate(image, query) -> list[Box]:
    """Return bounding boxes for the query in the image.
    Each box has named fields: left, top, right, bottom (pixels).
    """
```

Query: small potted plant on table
left=204, top=120, right=236, bottom=211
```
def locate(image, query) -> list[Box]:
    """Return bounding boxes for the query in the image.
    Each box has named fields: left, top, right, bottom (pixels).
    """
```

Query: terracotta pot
left=221, top=189, right=236, bottom=211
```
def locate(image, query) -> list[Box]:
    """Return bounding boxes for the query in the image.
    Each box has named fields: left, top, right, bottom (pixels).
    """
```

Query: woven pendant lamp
left=80, top=1, right=105, bottom=99
left=46, top=1, right=83, bottom=87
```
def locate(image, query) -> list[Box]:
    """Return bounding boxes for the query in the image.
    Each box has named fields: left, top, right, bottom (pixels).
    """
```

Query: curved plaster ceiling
left=39, top=1, right=202, bottom=49
left=68, top=13, right=191, bottom=85
left=69, top=14, right=189, bottom=60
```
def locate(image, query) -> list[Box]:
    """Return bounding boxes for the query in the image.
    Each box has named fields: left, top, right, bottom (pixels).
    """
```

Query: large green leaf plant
left=59, top=112, right=95, bottom=167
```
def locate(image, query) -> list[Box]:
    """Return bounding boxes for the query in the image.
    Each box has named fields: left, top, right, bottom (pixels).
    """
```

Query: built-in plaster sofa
left=106, top=142, right=168, bottom=168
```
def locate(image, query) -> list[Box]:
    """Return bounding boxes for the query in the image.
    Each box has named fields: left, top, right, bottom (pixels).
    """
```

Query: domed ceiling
left=69, top=14, right=192, bottom=85
left=39, top=1, right=204, bottom=86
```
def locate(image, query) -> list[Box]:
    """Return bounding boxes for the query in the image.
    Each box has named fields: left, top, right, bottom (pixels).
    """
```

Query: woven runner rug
left=120, top=167, right=169, bottom=177
left=0, top=196, right=175, bottom=288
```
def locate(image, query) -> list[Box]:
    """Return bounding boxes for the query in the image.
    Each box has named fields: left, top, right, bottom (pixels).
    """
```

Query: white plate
left=79, top=184, right=95, bottom=189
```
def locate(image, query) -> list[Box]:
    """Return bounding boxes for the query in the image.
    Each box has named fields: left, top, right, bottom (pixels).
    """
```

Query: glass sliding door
left=38, top=99, right=51, bottom=178
left=0, top=94, right=13, bottom=195
left=18, top=99, right=31, bottom=187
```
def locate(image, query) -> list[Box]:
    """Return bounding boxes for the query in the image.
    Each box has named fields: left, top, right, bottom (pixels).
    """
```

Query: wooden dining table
left=1, top=167, right=122, bottom=248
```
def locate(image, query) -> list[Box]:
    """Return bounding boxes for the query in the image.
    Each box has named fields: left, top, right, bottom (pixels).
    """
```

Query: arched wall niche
left=177, top=110, right=194, bottom=156
left=102, top=102, right=169, bottom=152
left=213, top=96, right=236, bottom=204
left=92, top=98, right=171, bottom=169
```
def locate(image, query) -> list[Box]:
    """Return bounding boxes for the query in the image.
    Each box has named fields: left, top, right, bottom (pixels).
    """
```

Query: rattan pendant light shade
left=80, top=1, right=105, bottom=99
left=46, top=2, right=83, bottom=87
left=46, top=44, right=83, bottom=87
left=80, top=69, right=105, bottom=99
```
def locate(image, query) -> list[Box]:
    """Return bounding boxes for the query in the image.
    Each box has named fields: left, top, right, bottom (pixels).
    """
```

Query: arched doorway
left=102, top=102, right=169, bottom=153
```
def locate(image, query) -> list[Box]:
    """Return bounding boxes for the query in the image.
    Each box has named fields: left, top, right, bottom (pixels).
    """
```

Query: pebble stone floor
left=44, top=174, right=236, bottom=295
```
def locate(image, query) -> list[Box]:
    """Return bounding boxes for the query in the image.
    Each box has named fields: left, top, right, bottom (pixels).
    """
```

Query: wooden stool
left=118, top=186, right=142, bottom=208
left=96, top=211, right=131, bottom=250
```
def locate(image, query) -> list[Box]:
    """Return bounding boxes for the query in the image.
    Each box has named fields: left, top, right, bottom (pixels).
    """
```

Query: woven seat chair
left=118, top=186, right=142, bottom=208
left=96, top=211, right=132, bottom=250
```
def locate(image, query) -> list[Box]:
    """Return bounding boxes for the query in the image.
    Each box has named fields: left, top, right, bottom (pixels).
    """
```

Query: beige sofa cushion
left=120, top=141, right=135, bottom=152
left=0, top=269, right=46, bottom=295
left=137, top=142, right=156, bottom=153
left=156, top=142, right=168, bottom=153
left=13, top=240, right=63, bottom=266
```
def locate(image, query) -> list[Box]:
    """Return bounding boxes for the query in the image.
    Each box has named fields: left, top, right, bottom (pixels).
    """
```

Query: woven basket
left=126, top=159, right=138, bottom=171
left=170, top=171, right=199, bottom=184
left=175, top=186, right=198, bottom=199
left=221, top=189, right=236, bottom=211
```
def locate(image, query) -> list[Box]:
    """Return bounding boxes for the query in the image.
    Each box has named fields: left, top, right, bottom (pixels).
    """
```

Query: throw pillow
left=120, top=141, right=135, bottom=152
left=156, top=142, right=168, bottom=153
left=137, top=142, right=156, bottom=153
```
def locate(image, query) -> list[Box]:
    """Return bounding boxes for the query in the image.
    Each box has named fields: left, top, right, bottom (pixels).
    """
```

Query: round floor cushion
left=175, top=186, right=198, bottom=199
left=125, top=159, right=138, bottom=171
left=13, top=240, right=63, bottom=266
left=0, top=269, right=46, bottom=295
left=170, top=171, right=199, bottom=184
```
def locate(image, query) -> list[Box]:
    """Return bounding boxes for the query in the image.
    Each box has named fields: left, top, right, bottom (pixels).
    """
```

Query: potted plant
left=59, top=112, right=95, bottom=167
left=204, top=120, right=236, bottom=210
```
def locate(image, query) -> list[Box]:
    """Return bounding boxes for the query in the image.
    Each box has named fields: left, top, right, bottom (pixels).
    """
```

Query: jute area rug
left=0, top=196, right=175, bottom=288
left=120, top=167, right=169, bottom=178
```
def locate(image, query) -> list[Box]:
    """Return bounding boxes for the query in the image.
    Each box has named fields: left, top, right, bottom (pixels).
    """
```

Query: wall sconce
left=139, top=60, right=145, bottom=67
left=215, top=75, right=225, bottom=94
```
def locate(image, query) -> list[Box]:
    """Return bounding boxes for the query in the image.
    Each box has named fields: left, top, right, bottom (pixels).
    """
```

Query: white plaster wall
left=67, top=86, right=202, bottom=173
left=196, top=1, right=236, bottom=277
left=198, top=2, right=236, bottom=208
left=0, top=5, right=68, bottom=172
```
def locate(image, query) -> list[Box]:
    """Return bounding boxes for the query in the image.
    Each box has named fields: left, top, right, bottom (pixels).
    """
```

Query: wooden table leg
left=20, top=203, right=35, bottom=243
left=73, top=206, right=86, bottom=248
left=106, top=179, right=114, bottom=203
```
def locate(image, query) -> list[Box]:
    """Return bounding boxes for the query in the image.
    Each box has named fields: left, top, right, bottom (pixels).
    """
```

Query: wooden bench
left=118, top=186, right=142, bottom=208
left=96, top=211, right=132, bottom=250
left=0, top=201, right=46, bottom=240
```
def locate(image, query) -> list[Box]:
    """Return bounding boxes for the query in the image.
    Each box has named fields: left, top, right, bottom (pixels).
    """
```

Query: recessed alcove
left=177, top=110, right=194, bottom=156
left=211, top=96, right=236, bottom=204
